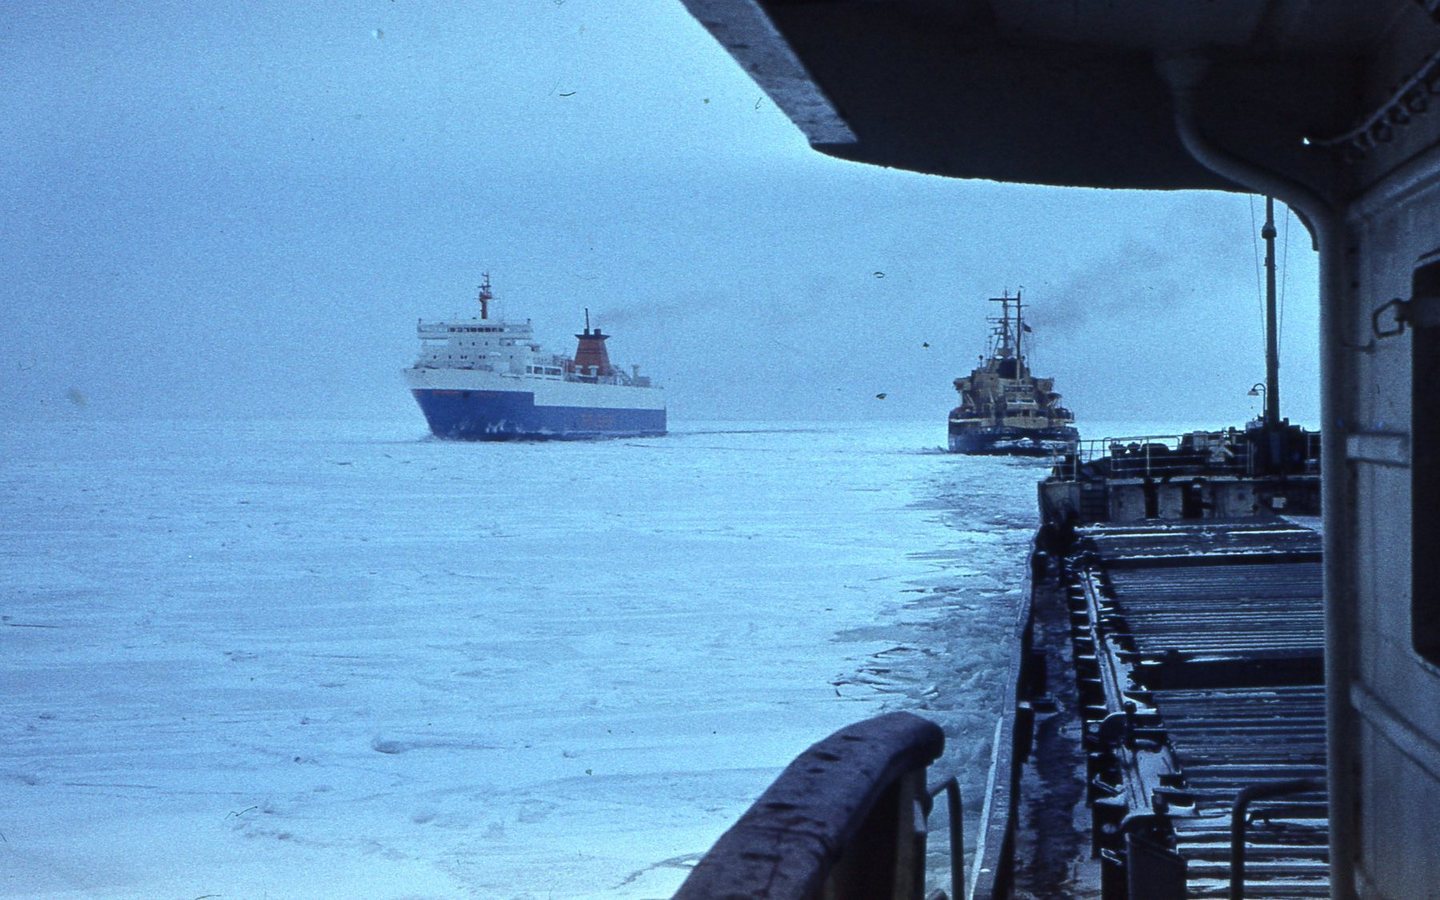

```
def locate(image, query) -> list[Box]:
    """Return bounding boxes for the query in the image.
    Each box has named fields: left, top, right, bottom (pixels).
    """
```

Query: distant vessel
left=404, top=275, right=666, bottom=440
left=947, top=292, right=1079, bottom=455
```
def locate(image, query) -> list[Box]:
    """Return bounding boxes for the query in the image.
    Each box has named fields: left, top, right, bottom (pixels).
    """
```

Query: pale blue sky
left=2, top=1, right=1320, bottom=428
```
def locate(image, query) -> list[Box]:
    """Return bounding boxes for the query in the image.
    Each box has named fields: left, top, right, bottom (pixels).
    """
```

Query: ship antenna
left=584, top=307, right=591, bottom=335
left=478, top=272, right=493, bottom=320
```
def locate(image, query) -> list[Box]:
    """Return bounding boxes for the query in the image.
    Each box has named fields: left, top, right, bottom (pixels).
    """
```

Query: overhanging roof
left=681, top=0, right=1420, bottom=194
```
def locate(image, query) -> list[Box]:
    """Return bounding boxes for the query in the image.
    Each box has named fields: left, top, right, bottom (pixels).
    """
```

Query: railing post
left=928, top=777, right=965, bottom=900
left=1229, top=778, right=1323, bottom=900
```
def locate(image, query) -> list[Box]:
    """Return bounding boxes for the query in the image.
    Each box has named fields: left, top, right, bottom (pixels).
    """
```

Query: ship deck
left=1011, top=517, right=1328, bottom=898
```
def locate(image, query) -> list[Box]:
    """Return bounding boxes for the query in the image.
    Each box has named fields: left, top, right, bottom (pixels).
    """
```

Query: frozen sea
left=2, top=418, right=1048, bottom=898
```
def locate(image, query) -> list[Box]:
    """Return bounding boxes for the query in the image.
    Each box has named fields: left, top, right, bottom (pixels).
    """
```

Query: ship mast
left=477, top=273, right=493, bottom=320
left=1014, top=290, right=1025, bottom=362
left=1262, top=197, right=1280, bottom=427
left=989, top=291, right=1022, bottom=359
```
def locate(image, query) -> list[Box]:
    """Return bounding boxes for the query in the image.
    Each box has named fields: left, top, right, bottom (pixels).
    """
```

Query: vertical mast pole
left=1000, top=296, right=1013, bottom=357
left=1015, top=290, right=1024, bottom=361
left=1263, top=197, right=1280, bottom=427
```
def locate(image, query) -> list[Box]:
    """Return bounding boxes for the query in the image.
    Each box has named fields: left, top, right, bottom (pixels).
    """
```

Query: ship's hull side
left=406, top=368, right=665, bottom=440
left=948, top=423, right=1078, bottom=456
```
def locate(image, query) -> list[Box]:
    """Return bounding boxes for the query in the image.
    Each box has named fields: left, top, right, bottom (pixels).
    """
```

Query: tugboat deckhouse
left=679, top=1, right=1440, bottom=897
left=948, top=291, right=1079, bottom=456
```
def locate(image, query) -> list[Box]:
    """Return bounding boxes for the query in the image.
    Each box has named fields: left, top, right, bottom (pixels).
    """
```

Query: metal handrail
left=927, top=776, right=965, bottom=900
left=1229, top=777, right=1324, bottom=900
left=1050, top=427, right=1322, bottom=482
left=1078, top=433, right=1249, bottom=478
left=675, top=712, right=945, bottom=900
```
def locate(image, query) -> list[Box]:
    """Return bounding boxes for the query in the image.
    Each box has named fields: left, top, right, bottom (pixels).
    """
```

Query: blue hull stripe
left=412, top=389, right=666, bottom=440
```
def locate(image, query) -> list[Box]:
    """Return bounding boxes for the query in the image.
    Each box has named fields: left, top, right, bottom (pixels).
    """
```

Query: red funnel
left=573, top=309, right=612, bottom=376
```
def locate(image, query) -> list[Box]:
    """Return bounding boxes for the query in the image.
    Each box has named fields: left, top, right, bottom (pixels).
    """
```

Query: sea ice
left=0, top=419, right=1039, bottom=897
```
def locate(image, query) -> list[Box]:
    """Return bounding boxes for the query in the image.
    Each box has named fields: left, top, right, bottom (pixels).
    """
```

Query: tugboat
left=948, top=292, right=1079, bottom=455
left=403, top=275, right=666, bottom=440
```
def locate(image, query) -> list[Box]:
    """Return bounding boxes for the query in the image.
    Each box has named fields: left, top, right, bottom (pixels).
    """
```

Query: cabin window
left=1413, top=254, right=1440, bottom=665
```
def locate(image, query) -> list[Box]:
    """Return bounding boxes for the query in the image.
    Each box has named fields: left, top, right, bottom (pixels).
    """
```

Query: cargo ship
left=948, top=292, right=1079, bottom=455
left=1005, top=421, right=1324, bottom=898
left=676, top=3, right=1440, bottom=896
left=678, top=433, right=1326, bottom=900
left=403, top=275, right=666, bottom=440
left=678, top=201, right=1329, bottom=899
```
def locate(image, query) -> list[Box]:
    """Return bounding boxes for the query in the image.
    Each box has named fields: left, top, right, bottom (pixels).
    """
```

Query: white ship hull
left=404, top=367, right=666, bottom=440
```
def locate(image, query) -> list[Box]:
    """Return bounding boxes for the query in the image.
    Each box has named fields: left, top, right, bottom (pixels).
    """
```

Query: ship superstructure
left=403, top=275, right=666, bottom=440
left=948, top=292, right=1078, bottom=455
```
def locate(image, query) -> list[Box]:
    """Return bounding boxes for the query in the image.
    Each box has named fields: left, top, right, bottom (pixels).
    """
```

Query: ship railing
left=673, top=712, right=951, bottom=900
left=1229, top=777, right=1326, bottom=900
left=676, top=568, right=1037, bottom=900
left=1050, top=432, right=1259, bottom=481
left=413, top=361, right=496, bottom=373
left=675, top=638, right=1030, bottom=899
left=929, top=775, right=966, bottom=900
left=415, top=319, right=533, bottom=337
left=1051, top=425, right=1324, bottom=483
left=416, top=320, right=482, bottom=335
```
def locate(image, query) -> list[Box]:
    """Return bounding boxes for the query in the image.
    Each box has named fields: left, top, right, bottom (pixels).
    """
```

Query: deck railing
left=1229, top=778, right=1326, bottom=900
left=1050, top=428, right=1321, bottom=482
left=674, top=712, right=946, bottom=900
